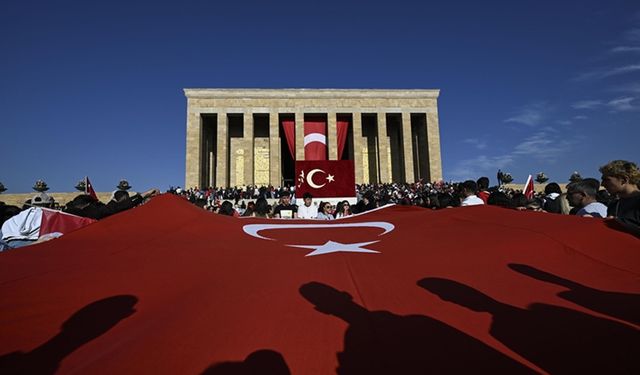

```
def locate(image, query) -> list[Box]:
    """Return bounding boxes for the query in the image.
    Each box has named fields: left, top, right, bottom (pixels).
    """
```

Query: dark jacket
left=64, top=194, right=143, bottom=220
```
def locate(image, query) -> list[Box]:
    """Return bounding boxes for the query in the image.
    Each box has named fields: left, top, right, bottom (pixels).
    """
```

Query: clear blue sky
left=1, top=0, right=638, bottom=193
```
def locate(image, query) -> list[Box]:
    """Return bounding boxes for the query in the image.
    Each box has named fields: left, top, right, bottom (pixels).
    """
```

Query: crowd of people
left=162, top=160, right=640, bottom=237
left=1, top=160, right=639, bottom=250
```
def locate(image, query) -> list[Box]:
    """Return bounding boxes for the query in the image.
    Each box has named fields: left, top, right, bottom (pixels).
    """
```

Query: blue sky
left=1, top=0, right=638, bottom=193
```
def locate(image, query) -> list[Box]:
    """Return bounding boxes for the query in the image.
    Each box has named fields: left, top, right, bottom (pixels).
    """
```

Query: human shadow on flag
left=0, top=295, right=138, bottom=375
left=201, top=349, right=291, bottom=375
left=299, top=281, right=535, bottom=374
left=509, top=263, right=640, bottom=325
left=418, top=277, right=640, bottom=375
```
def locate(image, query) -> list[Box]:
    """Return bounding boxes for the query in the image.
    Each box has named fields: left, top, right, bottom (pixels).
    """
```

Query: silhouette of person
left=509, top=263, right=640, bottom=325
left=0, top=295, right=137, bottom=375
left=299, top=281, right=535, bottom=375
left=419, top=277, right=640, bottom=374
left=201, top=349, right=291, bottom=375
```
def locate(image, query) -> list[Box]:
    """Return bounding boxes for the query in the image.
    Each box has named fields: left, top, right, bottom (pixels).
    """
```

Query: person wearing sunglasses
left=335, top=200, right=352, bottom=219
left=316, top=202, right=335, bottom=220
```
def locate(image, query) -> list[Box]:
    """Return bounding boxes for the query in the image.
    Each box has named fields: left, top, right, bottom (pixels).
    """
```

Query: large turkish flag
left=0, top=195, right=638, bottom=374
left=295, top=160, right=355, bottom=198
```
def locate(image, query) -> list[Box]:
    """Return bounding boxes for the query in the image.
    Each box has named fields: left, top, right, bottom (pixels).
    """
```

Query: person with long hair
left=335, top=200, right=352, bottom=218
left=252, top=197, right=271, bottom=218
left=316, top=201, right=335, bottom=220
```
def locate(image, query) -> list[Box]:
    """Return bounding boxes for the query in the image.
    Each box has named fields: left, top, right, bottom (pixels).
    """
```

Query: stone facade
left=184, top=89, right=442, bottom=188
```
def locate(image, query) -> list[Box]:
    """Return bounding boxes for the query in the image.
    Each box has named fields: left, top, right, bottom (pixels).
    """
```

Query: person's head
left=112, top=190, right=130, bottom=203
left=254, top=197, right=269, bottom=217
left=69, top=194, right=96, bottom=209
left=1, top=205, right=21, bottom=225
left=566, top=180, right=598, bottom=208
left=30, top=192, right=54, bottom=208
left=544, top=182, right=562, bottom=195
left=511, top=193, right=528, bottom=209
left=487, top=191, right=512, bottom=208
left=460, top=180, right=478, bottom=197
left=303, top=192, right=313, bottom=207
left=582, top=177, right=601, bottom=192
left=281, top=191, right=291, bottom=204
left=476, top=177, right=489, bottom=191
left=317, top=201, right=331, bottom=214
left=363, top=191, right=374, bottom=205
left=337, top=200, right=351, bottom=214
left=526, top=198, right=543, bottom=212
left=599, top=160, right=640, bottom=196
left=436, top=192, right=456, bottom=209
left=218, top=201, right=235, bottom=216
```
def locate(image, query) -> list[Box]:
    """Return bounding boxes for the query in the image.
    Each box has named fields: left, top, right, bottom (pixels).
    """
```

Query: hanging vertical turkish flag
left=282, top=120, right=296, bottom=160
left=304, top=121, right=327, bottom=160
left=296, top=160, right=355, bottom=198
left=337, top=120, right=349, bottom=160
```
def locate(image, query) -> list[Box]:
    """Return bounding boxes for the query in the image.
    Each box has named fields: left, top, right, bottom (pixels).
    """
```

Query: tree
left=535, top=172, right=549, bottom=184
left=500, top=172, right=513, bottom=184
left=569, top=171, right=582, bottom=183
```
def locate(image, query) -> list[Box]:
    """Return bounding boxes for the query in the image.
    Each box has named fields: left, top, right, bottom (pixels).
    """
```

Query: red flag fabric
left=295, top=160, right=355, bottom=198
left=40, top=208, right=96, bottom=236
left=336, top=120, right=349, bottom=160
left=85, top=177, right=98, bottom=201
left=282, top=120, right=296, bottom=160
left=0, top=195, right=638, bottom=374
left=524, top=175, right=535, bottom=200
left=304, top=121, right=327, bottom=160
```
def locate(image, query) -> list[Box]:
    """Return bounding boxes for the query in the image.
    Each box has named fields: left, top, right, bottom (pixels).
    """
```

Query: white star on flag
left=288, top=240, right=381, bottom=257
left=326, top=174, right=335, bottom=183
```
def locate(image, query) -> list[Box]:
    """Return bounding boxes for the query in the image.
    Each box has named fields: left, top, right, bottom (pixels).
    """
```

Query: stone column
left=327, top=111, right=338, bottom=160
left=185, top=110, right=201, bottom=189
left=377, top=112, right=391, bottom=183
left=426, top=106, right=443, bottom=181
left=352, top=112, right=364, bottom=184
left=269, top=112, right=281, bottom=186
left=216, top=113, right=228, bottom=187
left=243, top=112, right=254, bottom=185
left=295, top=112, right=305, bottom=161
left=401, top=112, right=415, bottom=183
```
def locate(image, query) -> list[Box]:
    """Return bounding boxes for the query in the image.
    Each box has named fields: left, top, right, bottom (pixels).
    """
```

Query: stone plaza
left=184, top=89, right=442, bottom=189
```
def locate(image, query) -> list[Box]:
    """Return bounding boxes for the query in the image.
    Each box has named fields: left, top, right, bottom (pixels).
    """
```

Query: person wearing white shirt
left=566, top=180, right=608, bottom=218
left=460, top=180, right=485, bottom=206
left=297, top=193, right=317, bottom=219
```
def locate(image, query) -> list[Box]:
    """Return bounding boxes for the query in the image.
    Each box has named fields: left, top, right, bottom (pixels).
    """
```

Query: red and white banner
left=295, top=160, right=355, bottom=198
left=304, top=121, right=327, bottom=160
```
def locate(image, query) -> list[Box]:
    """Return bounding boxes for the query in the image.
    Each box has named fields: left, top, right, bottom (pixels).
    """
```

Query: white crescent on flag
left=242, top=222, right=395, bottom=240
left=306, top=169, right=326, bottom=189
